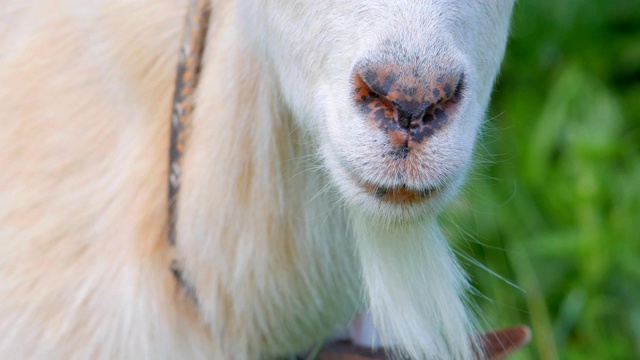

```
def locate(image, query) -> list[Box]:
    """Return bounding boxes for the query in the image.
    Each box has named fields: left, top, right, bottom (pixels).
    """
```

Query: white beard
left=352, top=211, right=479, bottom=360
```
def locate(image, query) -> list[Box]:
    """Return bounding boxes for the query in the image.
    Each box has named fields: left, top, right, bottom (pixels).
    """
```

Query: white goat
left=0, top=1, right=516, bottom=359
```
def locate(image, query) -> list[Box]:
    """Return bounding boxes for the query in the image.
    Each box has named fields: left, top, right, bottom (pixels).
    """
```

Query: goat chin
left=352, top=210, right=479, bottom=360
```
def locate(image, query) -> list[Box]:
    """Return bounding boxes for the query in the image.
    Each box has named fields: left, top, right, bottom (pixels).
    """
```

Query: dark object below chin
left=317, top=325, right=532, bottom=360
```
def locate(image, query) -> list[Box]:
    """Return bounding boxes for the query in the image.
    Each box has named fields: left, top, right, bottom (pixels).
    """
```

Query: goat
left=0, top=0, right=521, bottom=358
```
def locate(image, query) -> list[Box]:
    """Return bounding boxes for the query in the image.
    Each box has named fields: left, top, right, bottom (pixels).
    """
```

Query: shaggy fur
left=0, top=0, right=514, bottom=359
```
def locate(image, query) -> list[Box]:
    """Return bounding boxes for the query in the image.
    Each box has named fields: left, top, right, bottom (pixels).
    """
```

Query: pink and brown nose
left=353, top=63, right=464, bottom=158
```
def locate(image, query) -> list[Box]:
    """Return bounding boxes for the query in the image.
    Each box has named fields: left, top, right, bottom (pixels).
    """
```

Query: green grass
left=443, top=1, right=640, bottom=358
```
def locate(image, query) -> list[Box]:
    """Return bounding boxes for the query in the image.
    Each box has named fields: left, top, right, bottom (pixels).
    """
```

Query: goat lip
left=336, top=156, right=442, bottom=204
left=361, top=182, right=438, bottom=203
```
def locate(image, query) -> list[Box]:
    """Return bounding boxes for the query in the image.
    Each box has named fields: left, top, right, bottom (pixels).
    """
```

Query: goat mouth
left=335, top=156, right=443, bottom=205
left=361, top=182, right=438, bottom=203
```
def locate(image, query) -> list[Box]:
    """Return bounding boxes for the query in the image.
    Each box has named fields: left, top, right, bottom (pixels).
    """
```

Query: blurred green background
left=444, top=1, right=640, bottom=359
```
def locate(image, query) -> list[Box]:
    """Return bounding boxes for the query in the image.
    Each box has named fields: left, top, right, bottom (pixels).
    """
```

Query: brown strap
left=167, top=0, right=210, bottom=304
left=168, top=0, right=211, bottom=245
left=317, top=325, right=531, bottom=360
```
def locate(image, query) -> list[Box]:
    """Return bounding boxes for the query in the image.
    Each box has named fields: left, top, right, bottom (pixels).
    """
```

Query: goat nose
left=353, top=64, right=464, bottom=144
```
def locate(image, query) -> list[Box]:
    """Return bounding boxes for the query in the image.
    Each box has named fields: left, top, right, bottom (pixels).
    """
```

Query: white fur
left=0, top=0, right=513, bottom=359
left=353, top=213, right=476, bottom=359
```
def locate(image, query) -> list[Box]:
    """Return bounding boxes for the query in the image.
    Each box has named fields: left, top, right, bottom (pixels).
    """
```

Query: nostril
left=446, top=73, right=465, bottom=103
left=353, top=72, right=397, bottom=114
left=421, top=73, right=464, bottom=126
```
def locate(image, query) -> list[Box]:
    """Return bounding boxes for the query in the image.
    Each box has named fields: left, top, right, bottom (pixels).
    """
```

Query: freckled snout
left=353, top=63, right=464, bottom=158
